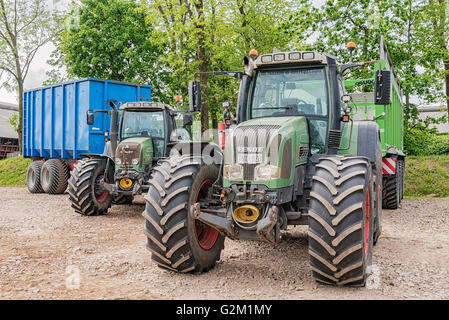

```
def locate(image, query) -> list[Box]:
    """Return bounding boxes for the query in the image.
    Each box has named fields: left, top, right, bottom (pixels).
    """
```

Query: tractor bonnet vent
left=233, top=125, right=281, bottom=180
left=328, top=130, right=342, bottom=150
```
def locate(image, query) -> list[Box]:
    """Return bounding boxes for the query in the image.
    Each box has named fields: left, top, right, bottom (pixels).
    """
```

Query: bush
left=405, top=128, right=449, bottom=156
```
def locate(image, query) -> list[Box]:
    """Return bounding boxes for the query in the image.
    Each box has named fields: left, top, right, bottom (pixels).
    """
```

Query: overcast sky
left=0, top=0, right=70, bottom=104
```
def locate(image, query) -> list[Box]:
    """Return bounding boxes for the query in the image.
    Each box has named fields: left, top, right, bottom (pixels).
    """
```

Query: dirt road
left=0, top=187, right=448, bottom=300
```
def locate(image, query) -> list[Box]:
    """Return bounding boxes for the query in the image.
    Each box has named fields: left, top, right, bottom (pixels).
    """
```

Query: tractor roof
left=254, top=51, right=329, bottom=68
left=121, top=102, right=174, bottom=111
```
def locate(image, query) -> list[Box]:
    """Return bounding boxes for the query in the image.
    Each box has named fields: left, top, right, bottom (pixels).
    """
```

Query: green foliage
left=405, top=127, right=449, bottom=156
left=0, top=156, right=31, bottom=186
left=8, top=113, right=19, bottom=133
left=150, top=0, right=299, bottom=131
left=405, top=155, right=449, bottom=197
left=56, top=0, right=170, bottom=102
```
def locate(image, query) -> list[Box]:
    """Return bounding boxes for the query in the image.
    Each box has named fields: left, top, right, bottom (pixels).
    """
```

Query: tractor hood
left=115, top=137, right=153, bottom=170
left=224, top=116, right=310, bottom=187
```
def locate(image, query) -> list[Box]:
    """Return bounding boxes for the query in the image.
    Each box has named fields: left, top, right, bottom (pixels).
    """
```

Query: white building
left=418, top=105, right=449, bottom=133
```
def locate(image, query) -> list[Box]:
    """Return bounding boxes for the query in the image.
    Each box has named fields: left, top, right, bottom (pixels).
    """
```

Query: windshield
left=250, top=68, right=329, bottom=119
left=121, top=110, right=165, bottom=140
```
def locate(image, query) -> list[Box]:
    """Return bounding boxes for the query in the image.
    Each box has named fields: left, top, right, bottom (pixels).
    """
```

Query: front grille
left=234, top=125, right=281, bottom=180
left=116, top=142, right=141, bottom=167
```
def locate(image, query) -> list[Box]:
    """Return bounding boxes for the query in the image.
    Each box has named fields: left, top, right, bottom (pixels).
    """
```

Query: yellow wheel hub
left=119, top=178, right=133, bottom=189
left=233, top=205, right=260, bottom=224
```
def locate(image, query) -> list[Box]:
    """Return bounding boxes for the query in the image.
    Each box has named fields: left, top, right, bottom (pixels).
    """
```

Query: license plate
left=237, top=153, right=263, bottom=164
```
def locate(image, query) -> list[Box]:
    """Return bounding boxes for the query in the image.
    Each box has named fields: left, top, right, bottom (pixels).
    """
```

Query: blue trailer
left=23, top=78, right=152, bottom=194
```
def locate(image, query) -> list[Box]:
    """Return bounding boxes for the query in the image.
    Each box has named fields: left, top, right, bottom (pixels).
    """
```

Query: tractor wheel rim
left=194, top=179, right=219, bottom=250
left=364, top=187, right=370, bottom=258
left=94, top=172, right=109, bottom=203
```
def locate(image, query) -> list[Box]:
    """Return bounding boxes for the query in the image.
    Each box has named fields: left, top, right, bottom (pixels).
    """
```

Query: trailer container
left=344, top=37, right=406, bottom=209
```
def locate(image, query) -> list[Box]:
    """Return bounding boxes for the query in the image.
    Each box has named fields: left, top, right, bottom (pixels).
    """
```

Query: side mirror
left=374, top=70, right=391, bottom=105
left=183, top=113, right=193, bottom=127
left=188, top=80, right=202, bottom=112
left=87, top=111, right=94, bottom=125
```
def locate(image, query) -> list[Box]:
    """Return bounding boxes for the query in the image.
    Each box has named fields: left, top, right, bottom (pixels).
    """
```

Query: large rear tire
left=26, top=161, right=44, bottom=194
left=68, top=158, right=113, bottom=216
left=308, top=156, right=374, bottom=286
left=143, top=156, right=225, bottom=273
left=41, top=159, right=69, bottom=194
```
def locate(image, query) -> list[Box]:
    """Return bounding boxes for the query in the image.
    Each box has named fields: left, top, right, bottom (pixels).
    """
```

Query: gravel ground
left=0, top=186, right=448, bottom=300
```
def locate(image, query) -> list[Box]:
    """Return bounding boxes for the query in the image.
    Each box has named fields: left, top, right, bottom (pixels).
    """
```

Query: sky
left=0, top=0, right=70, bottom=104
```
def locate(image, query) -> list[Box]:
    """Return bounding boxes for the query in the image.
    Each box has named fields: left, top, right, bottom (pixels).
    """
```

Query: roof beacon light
left=347, top=42, right=356, bottom=62
left=249, top=49, right=259, bottom=58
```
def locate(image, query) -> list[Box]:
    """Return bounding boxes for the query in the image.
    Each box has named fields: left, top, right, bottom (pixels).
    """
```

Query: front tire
left=308, top=156, right=374, bottom=286
left=68, top=158, right=113, bottom=216
left=143, top=156, right=224, bottom=273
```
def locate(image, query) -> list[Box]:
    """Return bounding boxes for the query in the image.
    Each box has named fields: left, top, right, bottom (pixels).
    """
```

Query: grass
left=405, top=155, right=449, bottom=198
left=0, top=156, right=31, bottom=187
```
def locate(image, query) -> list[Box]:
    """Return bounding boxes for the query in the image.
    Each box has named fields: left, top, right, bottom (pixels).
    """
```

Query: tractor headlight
left=223, top=164, right=244, bottom=180
left=254, top=164, right=280, bottom=181
left=116, top=158, right=122, bottom=165
left=132, top=158, right=139, bottom=165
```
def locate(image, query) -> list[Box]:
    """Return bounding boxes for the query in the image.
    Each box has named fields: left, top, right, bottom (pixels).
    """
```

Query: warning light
left=175, top=95, right=182, bottom=102
left=347, top=42, right=356, bottom=50
left=249, top=49, right=259, bottom=57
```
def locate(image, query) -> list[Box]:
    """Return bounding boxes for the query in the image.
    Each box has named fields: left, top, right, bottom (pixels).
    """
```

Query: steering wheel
left=296, top=99, right=308, bottom=105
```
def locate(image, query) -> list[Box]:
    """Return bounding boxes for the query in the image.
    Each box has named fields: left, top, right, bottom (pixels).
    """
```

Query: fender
left=338, top=121, right=381, bottom=165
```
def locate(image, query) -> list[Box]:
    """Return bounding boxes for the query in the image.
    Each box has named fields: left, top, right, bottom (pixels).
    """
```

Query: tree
left=285, top=0, right=445, bottom=124
left=422, top=0, right=449, bottom=119
left=8, top=113, right=18, bottom=133
left=0, top=0, right=57, bottom=152
left=149, top=0, right=297, bottom=137
left=56, top=0, right=170, bottom=102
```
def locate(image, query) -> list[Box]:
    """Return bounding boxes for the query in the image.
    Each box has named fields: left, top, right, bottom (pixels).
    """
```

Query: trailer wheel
left=143, top=156, right=224, bottom=273
left=398, top=159, right=405, bottom=200
left=113, top=195, right=134, bottom=205
left=308, top=156, right=374, bottom=286
left=68, top=158, right=113, bottom=216
left=382, top=174, right=399, bottom=209
left=40, top=159, right=69, bottom=194
left=26, top=161, right=44, bottom=194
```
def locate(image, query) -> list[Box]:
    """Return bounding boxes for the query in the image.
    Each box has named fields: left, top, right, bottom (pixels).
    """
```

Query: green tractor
left=68, top=101, right=192, bottom=216
left=143, top=42, right=400, bottom=286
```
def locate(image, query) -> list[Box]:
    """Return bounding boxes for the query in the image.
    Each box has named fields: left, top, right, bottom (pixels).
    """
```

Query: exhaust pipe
left=109, top=102, right=119, bottom=154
